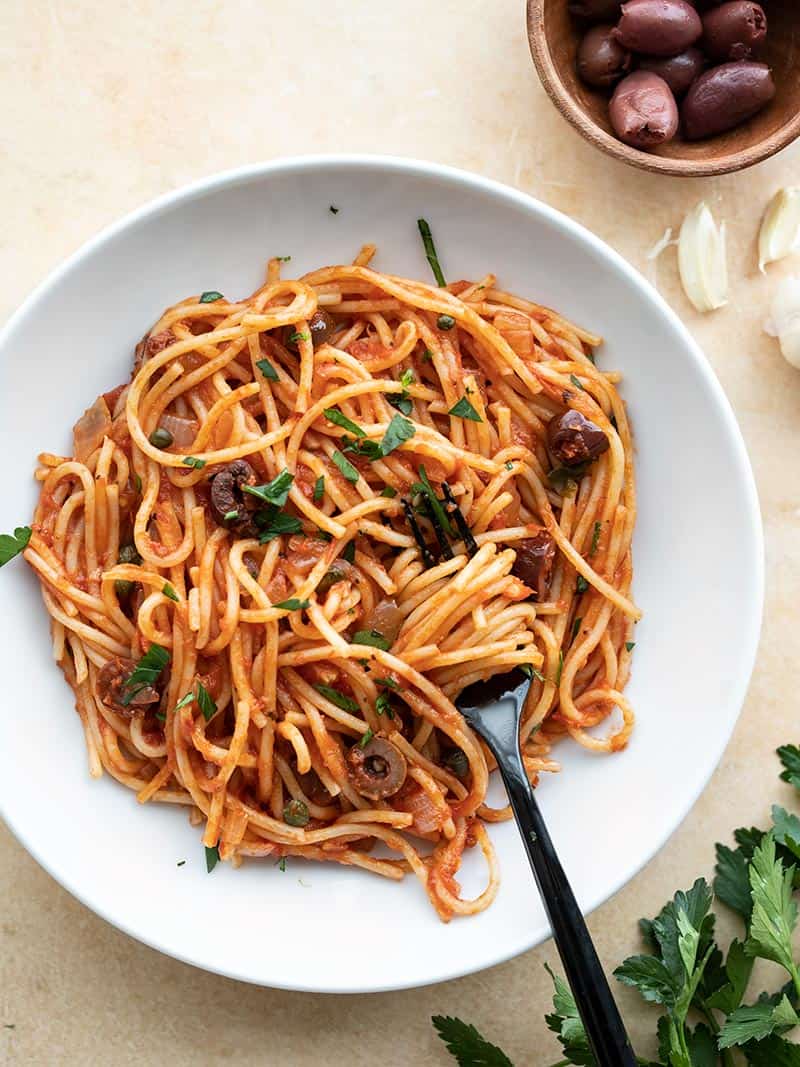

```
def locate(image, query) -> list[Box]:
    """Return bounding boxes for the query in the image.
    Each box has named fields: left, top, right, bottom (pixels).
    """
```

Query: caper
left=114, top=579, right=134, bottom=599
left=118, top=543, right=141, bottom=565
left=283, top=798, right=310, bottom=827
left=437, top=314, right=456, bottom=331
left=444, top=748, right=469, bottom=779
left=149, top=427, right=174, bottom=449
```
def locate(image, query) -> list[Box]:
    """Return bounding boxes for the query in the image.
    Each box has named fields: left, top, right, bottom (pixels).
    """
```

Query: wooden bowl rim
left=526, top=0, right=800, bottom=177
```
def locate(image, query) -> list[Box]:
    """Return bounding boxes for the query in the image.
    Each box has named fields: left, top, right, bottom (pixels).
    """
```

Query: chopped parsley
left=352, top=629, right=391, bottom=650
left=569, top=373, right=584, bottom=391
left=590, top=520, right=602, bottom=557
left=576, top=575, right=589, bottom=594
left=197, top=682, right=216, bottom=721
left=314, top=684, right=359, bottom=712
left=420, top=348, right=433, bottom=363
left=274, top=598, right=310, bottom=611
left=505, top=461, right=514, bottom=471
left=448, top=396, right=482, bottom=422
left=374, top=676, right=400, bottom=690
left=278, top=857, right=286, bottom=872
left=324, top=407, right=365, bottom=437
left=412, top=465, right=453, bottom=536
left=176, top=860, right=186, bottom=867
left=342, top=540, right=356, bottom=563
left=520, top=664, right=546, bottom=683
left=571, top=616, right=583, bottom=641
left=182, top=456, right=206, bottom=470
left=380, top=414, right=415, bottom=456
left=205, top=845, right=220, bottom=872
left=359, top=728, right=374, bottom=749
left=0, top=526, right=31, bottom=567
left=256, top=358, right=279, bottom=381
left=417, top=218, right=446, bottom=287
left=555, top=650, right=564, bottom=685
left=381, top=486, right=398, bottom=498
left=258, top=511, right=303, bottom=542
left=313, top=475, right=325, bottom=502
left=548, top=464, right=589, bottom=493
left=387, top=393, right=413, bottom=415
left=199, top=291, right=223, bottom=303
left=243, top=468, right=294, bottom=508
left=121, top=644, right=170, bottom=706
left=332, top=450, right=359, bottom=484
left=276, top=255, right=291, bottom=262
left=174, top=692, right=195, bottom=713
left=625, top=641, right=636, bottom=652
left=288, top=330, right=309, bottom=343
left=223, top=509, right=239, bottom=523
left=162, top=582, right=179, bottom=602
left=375, top=692, right=394, bottom=718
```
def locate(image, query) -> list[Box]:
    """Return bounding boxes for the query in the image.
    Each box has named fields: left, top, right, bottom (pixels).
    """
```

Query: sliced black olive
left=347, top=736, right=407, bottom=800
left=282, top=309, right=335, bottom=352
left=511, top=531, right=557, bottom=601
left=209, top=459, right=260, bottom=536
left=546, top=410, right=609, bottom=468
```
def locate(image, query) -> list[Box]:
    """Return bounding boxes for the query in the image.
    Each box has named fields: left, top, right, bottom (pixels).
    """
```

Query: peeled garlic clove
left=678, top=202, right=728, bottom=313
left=758, top=187, right=800, bottom=273
left=766, top=275, right=800, bottom=369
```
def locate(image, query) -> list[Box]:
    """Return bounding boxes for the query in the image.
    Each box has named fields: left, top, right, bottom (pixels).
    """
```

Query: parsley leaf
left=615, top=954, right=677, bottom=1007
left=274, top=598, right=310, bottom=611
left=256, top=358, right=279, bottom=381
left=0, top=526, right=31, bottom=567
left=258, top=511, right=303, bottom=542
left=705, top=939, right=753, bottom=1015
left=387, top=393, right=413, bottom=415
left=352, top=629, right=391, bottom=650
left=196, top=682, right=216, bottom=722
left=173, top=692, right=195, bottom=713
left=448, top=396, right=482, bottom=422
left=182, top=456, right=206, bottom=470
left=570, top=373, right=584, bottom=391
left=417, top=219, right=447, bottom=288
left=543, top=965, right=595, bottom=1066
left=590, top=521, right=602, bottom=557
left=576, top=575, right=589, bottom=595
left=329, top=205, right=339, bottom=214
left=199, top=291, right=223, bottom=303
left=431, top=1015, right=512, bottom=1067
left=342, top=540, right=356, bottom=563
left=714, top=842, right=753, bottom=919
left=743, top=1034, right=800, bottom=1066
left=332, top=450, right=359, bottom=484
left=359, top=728, right=374, bottom=748
left=205, top=845, right=220, bottom=872
left=314, top=684, right=359, bottom=712
left=745, top=832, right=800, bottom=984
left=375, top=692, right=393, bottom=717
left=772, top=804, right=800, bottom=863
left=380, top=414, right=415, bottom=456
left=381, top=486, right=397, bottom=498
left=413, top=464, right=453, bottom=536
left=313, top=475, right=325, bottom=502
left=779, top=744, right=800, bottom=793
left=162, top=582, right=179, bottom=602
left=625, top=641, right=636, bottom=652
left=243, top=468, right=294, bottom=507
left=718, top=995, right=799, bottom=1048
left=324, top=407, right=365, bottom=437
left=121, top=644, right=170, bottom=706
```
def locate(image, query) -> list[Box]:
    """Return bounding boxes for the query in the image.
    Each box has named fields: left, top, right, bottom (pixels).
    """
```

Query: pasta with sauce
left=25, top=233, right=639, bottom=919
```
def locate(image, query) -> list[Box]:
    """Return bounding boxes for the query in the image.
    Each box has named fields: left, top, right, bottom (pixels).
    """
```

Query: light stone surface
left=2, top=2, right=797, bottom=1063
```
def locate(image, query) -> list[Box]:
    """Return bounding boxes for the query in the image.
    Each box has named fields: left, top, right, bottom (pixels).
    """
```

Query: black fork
left=403, top=484, right=637, bottom=1067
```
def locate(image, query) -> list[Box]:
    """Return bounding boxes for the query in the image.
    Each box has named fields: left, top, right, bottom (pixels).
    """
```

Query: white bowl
left=0, top=156, right=763, bottom=993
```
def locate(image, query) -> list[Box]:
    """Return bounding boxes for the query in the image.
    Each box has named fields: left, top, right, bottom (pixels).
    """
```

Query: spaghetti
left=25, top=237, right=639, bottom=920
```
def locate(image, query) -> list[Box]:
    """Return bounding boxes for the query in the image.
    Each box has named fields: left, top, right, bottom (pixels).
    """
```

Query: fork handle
left=494, top=753, right=637, bottom=1067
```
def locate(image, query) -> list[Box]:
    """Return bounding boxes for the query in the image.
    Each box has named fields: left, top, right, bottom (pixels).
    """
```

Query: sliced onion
left=362, top=597, right=403, bottom=645
left=73, top=395, right=112, bottom=462
left=159, top=413, right=197, bottom=448
left=494, top=309, right=534, bottom=359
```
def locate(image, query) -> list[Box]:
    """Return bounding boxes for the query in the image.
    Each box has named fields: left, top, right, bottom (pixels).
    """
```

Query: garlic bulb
left=678, top=202, right=728, bottom=313
left=758, top=187, right=800, bottom=273
left=765, top=275, right=800, bottom=369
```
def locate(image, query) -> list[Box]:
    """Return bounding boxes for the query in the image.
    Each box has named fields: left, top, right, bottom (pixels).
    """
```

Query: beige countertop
left=2, top=2, right=798, bottom=1064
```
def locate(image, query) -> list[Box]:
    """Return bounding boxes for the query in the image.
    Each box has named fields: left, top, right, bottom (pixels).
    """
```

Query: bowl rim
left=526, top=0, right=800, bottom=177
left=0, top=153, right=765, bottom=991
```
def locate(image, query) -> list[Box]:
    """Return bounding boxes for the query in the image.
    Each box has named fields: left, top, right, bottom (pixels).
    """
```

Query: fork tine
left=401, top=499, right=436, bottom=568
left=421, top=495, right=454, bottom=560
left=442, top=482, right=478, bottom=557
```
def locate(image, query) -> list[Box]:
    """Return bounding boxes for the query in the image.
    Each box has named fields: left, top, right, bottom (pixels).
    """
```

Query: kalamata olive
left=97, top=657, right=160, bottom=716
left=702, top=2, right=767, bottom=62
left=609, top=71, right=679, bottom=148
left=512, top=531, right=557, bottom=601
left=682, top=60, right=775, bottom=139
left=577, top=26, right=632, bottom=88
left=569, top=0, right=623, bottom=21
left=282, top=309, right=335, bottom=352
left=347, top=737, right=407, bottom=800
left=547, top=409, right=610, bottom=467
left=637, top=47, right=705, bottom=95
left=614, top=0, right=702, bottom=57
left=209, top=459, right=261, bottom=536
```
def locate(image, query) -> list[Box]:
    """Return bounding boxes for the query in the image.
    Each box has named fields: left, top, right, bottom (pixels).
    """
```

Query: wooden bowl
left=526, top=0, right=800, bottom=176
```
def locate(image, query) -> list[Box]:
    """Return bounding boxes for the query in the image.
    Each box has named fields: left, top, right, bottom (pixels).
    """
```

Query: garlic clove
left=758, top=187, right=800, bottom=273
left=766, top=275, right=800, bottom=369
left=678, top=202, right=728, bottom=314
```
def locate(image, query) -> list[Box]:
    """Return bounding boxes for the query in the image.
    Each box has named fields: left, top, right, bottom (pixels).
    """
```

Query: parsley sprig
left=432, top=745, right=800, bottom=1066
